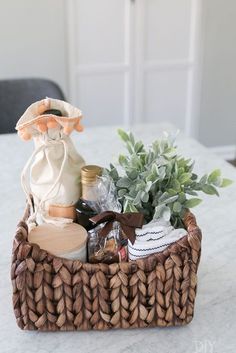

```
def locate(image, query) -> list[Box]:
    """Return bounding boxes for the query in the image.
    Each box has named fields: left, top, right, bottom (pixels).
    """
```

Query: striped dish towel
left=128, top=219, right=187, bottom=260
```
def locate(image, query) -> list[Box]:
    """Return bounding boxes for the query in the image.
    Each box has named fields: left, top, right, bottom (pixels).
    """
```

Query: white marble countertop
left=0, top=123, right=236, bottom=353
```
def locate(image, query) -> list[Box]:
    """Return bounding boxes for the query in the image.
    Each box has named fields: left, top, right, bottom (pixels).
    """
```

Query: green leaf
left=202, top=184, right=219, bottom=196
left=167, top=189, right=177, bottom=196
left=179, top=173, right=192, bottom=184
left=133, top=190, right=142, bottom=206
left=116, top=177, right=131, bottom=188
left=191, top=173, right=198, bottom=180
left=178, top=192, right=186, bottom=203
left=212, top=177, right=222, bottom=187
left=146, top=173, right=157, bottom=183
left=173, top=201, right=182, bottom=213
left=154, top=205, right=171, bottom=221
left=147, top=152, right=155, bottom=165
left=141, top=191, right=149, bottom=203
left=126, top=169, right=138, bottom=180
left=135, top=181, right=145, bottom=192
left=125, top=201, right=138, bottom=213
left=220, top=178, right=233, bottom=187
left=151, top=163, right=159, bottom=176
left=129, top=132, right=135, bottom=146
left=118, top=189, right=127, bottom=198
left=109, top=166, right=119, bottom=181
left=200, top=174, right=208, bottom=185
left=192, top=182, right=202, bottom=191
left=177, top=167, right=185, bottom=175
left=130, top=154, right=142, bottom=169
left=174, top=162, right=178, bottom=175
left=134, top=141, right=144, bottom=153
left=118, top=129, right=129, bottom=142
left=184, top=198, right=202, bottom=208
left=158, top=192, right=169, bottom=203
left=208, top=169, right=221, bottom=184
left=126, top=142, right=134, bottom=155
left=109, top=163, right=115, bottom=169
left=158, top=192, right=178, bottom=205
left=118, top=154, right=128, bottom=166
left=128, top=186, right=137, bottom=198
left=145, top=181, right=152, bottom=192
left=152, top=140, right=160, bottom=155
left=188, top=161, right=195, bottom=173
left=171, top=179, right=181, bottom=191
left=158, top=167, right=166, bottom=180
left=185, top=189, right=198, bottom=196
left=163, top=195, right=179, bottom=205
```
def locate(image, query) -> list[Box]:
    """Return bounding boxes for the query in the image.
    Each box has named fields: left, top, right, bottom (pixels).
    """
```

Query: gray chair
left=0, top=78, right=65, bottom=134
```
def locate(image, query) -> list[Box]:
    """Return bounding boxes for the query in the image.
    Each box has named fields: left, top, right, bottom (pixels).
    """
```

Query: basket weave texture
left=11, top=206, right=202, bottom=331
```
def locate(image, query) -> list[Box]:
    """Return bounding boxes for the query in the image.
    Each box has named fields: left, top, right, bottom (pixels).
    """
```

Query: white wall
left=199, top=0, right=236, bottom=147
left=0, top=0, right=68, bottom=95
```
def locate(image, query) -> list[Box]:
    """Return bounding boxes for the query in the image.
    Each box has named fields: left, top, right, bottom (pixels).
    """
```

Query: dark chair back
left=0, top=78, right=65, bottom=134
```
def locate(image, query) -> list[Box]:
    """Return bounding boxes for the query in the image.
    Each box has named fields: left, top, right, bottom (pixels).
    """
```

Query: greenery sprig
left=106, top=129, right=233, bottom=228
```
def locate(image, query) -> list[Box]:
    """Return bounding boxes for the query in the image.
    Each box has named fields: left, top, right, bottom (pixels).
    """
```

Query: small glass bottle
left=75, top=165, right=102, bottom=230
left=81, top=165, right=103, bottom=207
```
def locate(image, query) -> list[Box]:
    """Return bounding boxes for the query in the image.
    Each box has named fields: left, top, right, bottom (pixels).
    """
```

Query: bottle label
left=118, top=246, right=127, bottom=262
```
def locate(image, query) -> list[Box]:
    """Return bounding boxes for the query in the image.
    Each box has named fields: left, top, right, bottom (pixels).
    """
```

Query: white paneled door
left=67, top=0, right=202, bottom=135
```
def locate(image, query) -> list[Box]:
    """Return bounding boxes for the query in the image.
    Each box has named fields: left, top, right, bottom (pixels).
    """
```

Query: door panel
left=135, top=0, right=194, bottom=130
left=144, top=70, right=188, bottom=130
left=75, top=0, right=126, bottom=65
left=144, top=0, right=192, bottom=62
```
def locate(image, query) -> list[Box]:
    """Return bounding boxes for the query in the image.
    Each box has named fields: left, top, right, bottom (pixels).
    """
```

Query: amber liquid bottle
left=76, top=165, right=102, bottom=231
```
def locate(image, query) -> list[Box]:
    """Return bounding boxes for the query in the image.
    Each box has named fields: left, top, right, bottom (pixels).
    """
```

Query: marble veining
left=0, top=123, right=235, bottom=353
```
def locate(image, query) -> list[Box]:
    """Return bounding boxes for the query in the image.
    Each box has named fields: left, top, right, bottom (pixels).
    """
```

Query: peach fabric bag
left=16, top=98, right=85, bottom=230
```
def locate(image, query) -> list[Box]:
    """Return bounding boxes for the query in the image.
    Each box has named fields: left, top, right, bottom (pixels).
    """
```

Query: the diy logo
left=194, top=340, right=215, bottom=353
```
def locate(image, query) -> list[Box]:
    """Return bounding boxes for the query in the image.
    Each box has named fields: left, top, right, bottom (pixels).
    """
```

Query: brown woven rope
left=11, top=206, right=202, bottom=331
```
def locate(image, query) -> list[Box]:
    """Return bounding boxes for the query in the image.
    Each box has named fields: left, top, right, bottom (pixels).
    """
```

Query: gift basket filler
left=11, top=98, right=232, bottom=331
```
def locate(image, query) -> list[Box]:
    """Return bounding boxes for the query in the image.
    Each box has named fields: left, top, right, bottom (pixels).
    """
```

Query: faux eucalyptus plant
left=106, top=129, right=233, bottom=228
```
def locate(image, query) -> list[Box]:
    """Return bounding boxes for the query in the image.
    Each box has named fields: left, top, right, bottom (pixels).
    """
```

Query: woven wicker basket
left=11, top=205, right=202, bottom=331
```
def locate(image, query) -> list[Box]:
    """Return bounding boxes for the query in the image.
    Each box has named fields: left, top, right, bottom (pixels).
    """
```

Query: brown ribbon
left=90, top=211, right=144, bottom=245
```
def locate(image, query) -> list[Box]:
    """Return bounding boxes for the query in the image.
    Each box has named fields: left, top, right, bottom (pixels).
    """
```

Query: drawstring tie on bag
left=21, top=138, right=72, bottom=231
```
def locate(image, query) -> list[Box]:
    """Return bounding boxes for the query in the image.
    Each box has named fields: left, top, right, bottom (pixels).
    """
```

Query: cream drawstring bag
left=16, top=97, right=85, bottom=230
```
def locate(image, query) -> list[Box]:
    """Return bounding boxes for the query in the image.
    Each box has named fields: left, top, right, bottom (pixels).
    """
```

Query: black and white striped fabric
left=128, top=219, right=187, bottom=260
